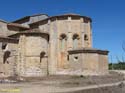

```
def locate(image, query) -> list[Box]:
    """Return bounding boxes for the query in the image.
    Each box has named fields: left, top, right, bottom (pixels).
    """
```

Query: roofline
left=12, top=13, right=49, bottom=23
left=12, top=16, right=30, bottom=23
left=29, top=14, right=92, bottom=26
left=31, top=14, right=49, bottom=17
left=0, top=36, right=19, bottom=43
left=68, top=48, right=109, bottom=55
left=7, top=23, right=30, bottom=29
left=0, top=19, right=8, bottom=23
left=8, top=31, right=49, bottom=38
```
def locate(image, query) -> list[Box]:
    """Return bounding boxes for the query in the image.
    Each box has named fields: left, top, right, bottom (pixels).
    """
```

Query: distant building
left=0, top=13, right=109, bottom=77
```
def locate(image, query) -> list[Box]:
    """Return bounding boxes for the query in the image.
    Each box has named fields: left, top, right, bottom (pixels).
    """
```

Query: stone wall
left=0, top=21, right=17, bottom=36
left=0, top=42, right=18, bottom=77
left=17, top=34, right=49, bottom=77
left=0, top=21, right=8, bottom=36
left=68, top=49, right=109, bottom=75
left=38, top=16, right=92, bottom=75
left=0, top=14, right=109, bottom=77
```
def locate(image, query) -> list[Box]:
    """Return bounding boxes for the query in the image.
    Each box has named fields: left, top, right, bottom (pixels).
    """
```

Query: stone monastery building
left=0, top=13, right=109, bottom=77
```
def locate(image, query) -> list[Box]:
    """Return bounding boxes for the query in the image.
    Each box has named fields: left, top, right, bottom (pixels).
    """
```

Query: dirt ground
left=0, top=71, right=125, bottom=93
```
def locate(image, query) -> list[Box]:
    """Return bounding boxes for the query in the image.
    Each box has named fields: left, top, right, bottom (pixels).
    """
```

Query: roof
left=0, top=19, right=8, bottom=23
left=61, top=13, right=80, bottom=16
left=12, top=13, right=49, bottom=23
left=7, top=23, right=30, bottom=30
left=8, top=29, right=49, bottom=38
left=0, top=35, right=19, bottom=43
left=68, top=48, right=109, bottom=55
left=29, top=13, right=92, bottom=26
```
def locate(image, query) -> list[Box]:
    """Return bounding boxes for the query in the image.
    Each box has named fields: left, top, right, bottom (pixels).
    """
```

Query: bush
left=109, top=62, right=125, bottom=70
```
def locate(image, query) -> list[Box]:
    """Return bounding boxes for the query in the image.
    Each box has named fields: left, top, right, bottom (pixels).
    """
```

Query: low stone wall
left=67, top=48, right=109, bottom=76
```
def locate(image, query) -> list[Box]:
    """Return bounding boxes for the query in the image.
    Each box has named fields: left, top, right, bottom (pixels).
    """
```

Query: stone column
left=67, top=17, right=72, bottom=50
left=17, top=35, right=26, bottom=76
left=67, top=32, right=72, bottom=50
left=48, top=20, right=58, bottom=75
left=80, top=18, right=85, bottom=48
left=81, top=32, right=85, bottom=48
left=87, top=21, right=92, bottom=47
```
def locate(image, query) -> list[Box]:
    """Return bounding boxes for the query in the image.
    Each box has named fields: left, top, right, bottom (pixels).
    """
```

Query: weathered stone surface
left=0, top=14, right=109, bottom=77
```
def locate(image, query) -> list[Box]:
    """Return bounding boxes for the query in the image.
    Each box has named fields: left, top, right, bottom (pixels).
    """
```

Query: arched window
left=84, top=34, right=88, bottom=41
left=3, top=51, right=11, bottom=64
left=2, top=42, right=7, bottom=50
left=73, top=34, right=79, bottom=49
left=60, top=34, right=67, bottom=51
left=40, top=52, right=46, bottom=63
left=84, top=34, right=89, bottom=47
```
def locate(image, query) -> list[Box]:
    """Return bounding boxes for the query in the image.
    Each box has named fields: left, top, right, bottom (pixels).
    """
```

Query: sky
left=0, top=0, right=125, bottom=63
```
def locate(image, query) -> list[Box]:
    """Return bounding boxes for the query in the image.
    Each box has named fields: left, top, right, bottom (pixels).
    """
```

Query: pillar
left=48, top=20, right=58, bottom=75
left=80, top=18, right=85, bottom=48
left=17, top=35, right=26, bottom=76
left=67, top=17, right=73, bottom=50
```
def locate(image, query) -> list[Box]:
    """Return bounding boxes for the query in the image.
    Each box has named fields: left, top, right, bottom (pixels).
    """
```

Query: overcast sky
left=0, top=0, right=125, bottom=63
